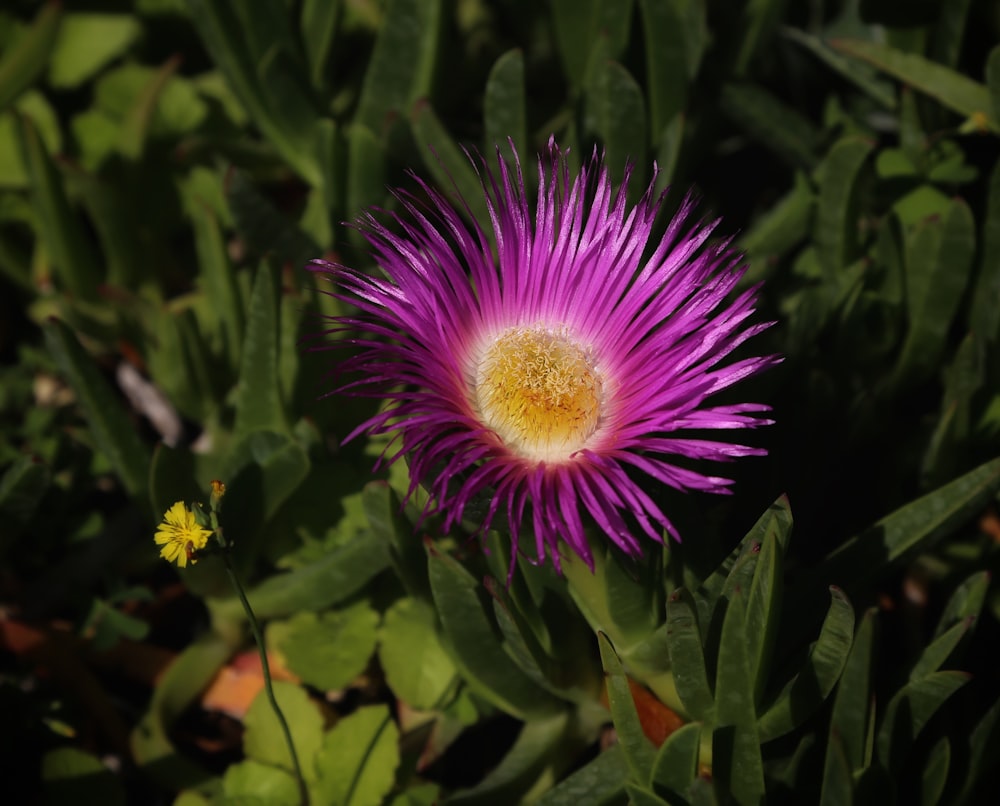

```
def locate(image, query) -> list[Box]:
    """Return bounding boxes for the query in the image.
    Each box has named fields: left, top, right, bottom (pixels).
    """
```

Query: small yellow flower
left=154, top=501, right=213, bottom=567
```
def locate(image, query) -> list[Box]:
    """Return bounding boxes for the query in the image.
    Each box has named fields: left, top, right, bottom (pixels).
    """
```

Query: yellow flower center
left=475, top=326, right=603, bottom=461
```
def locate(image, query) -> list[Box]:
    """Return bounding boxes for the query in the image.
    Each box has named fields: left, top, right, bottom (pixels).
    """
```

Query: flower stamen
left=476, top=326, right=602, bottom=462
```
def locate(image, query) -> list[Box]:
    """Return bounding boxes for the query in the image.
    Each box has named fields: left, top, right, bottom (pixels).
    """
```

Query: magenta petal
left=310, top=140, right=778, bottom=571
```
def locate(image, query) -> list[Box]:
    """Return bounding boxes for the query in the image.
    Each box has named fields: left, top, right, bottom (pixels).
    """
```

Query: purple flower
left=310, top=140, right=779, bottom=572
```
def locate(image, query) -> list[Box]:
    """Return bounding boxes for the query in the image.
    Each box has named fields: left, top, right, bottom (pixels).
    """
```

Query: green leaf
left=895, top=198, right=976, bottom=385
left=665, top=589, right=713, bottom=721
left=711, top=588, right=764, bottom=805
left=355, top=0, right=441, bottom=133
left=132, top=633, right=229, bottom=791
left=378, top=597, right=457, bottom=710
left=119, top=56, right=181, bottom=159
left=598, top=632, right=656, bottom=784
left=43, top=320, right=150, bottom=498
left=650, top=721, right=701, bottom=797
left=824, top=608, right=876, bottom=778
left=721, top=82, right=821, bottom=170
left=0, top=455, right=50, bottom=556
left=345, top=122, right=387, bottom=247
left=876, top=671, right=969, bottom=770
left=300, top=0, right=341, bottom=90
left=17, top=115, right=103, bottom=300
left=625, top=784, right=671, bottom=806
left=534, top=745, right=627, bottom=806
left=234, top=264, right=288, bottom=439
left=0, top=3, right=61, bottom=112
left=362, top=481, right=429, bottom=598
left=227, top=171, right=319, bottom=268
left=819, top=733, right=853, bottom=806
left=223, top=760, right=299, bottom=806
left=988, top=45, right=1000, bottom=128
left=428, top=548, right=563, bottom=719
left=640, top=0, right=706, bottom=134
left=757, top=587, right=855, bottom=742
left=735, top=0, right=791, bottom=75
left=814, top=137, right=873, bottom=280
left=831, top=38, right=998, bottom=131
left=49, top=14, right=141, bottom=89
left=781, top=27, right=896, bottom=109
left=586, top=61, right=647, bottom=191
left=42, top=747, right=126, bottom=806
left=214, top=529, right=389, bottom=620
left=745, top=509, right=789, bottom=706
left=935, top=570, right=989, bottom=638
left=411, top=100, right=490, bottom=229
left=244, top=681, right=323, bottom=778
left=273, top=603, right=380, bottom=692
left=909, top=617, right=973, bottom=681
left=447, top=713, right=571, bottom=805
left=921, top=736, right=951, bottom=806
left=483, top=49, right=526, bottom=160
left=969, top=157, right=1000, bottom=342
left=739, top=173, right=815, bottom=284
left=313, top=705, right=400, bottom=806
left=955, top=697, right=1000, bottom=806
left=551, top=0, right=634, bottom=91
left=820, top=456, right=1000, bottom=590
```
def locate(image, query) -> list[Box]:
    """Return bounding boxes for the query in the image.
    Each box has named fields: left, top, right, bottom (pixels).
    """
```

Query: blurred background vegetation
left=2, top=0, right=1000, bottom=803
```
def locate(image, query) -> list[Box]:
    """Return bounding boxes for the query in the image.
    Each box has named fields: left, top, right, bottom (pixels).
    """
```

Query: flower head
left=155, top=501, right=213, bottom=567
left=311, top=140, right=779, bottom=571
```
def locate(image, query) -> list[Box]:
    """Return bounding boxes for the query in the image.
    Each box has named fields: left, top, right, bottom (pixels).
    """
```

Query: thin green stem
left=213, top=514, right=309, bottom=806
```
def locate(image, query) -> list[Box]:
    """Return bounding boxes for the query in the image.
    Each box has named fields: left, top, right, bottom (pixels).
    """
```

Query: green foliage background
left=2, top=0, right=1000, bottom=804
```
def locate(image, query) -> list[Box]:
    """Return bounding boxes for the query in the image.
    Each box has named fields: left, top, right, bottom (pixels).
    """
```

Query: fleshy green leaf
left=17, top=115, right=103, bottom=300
left=355, top=0, right=441, bottom=133
left=721, top=82, right=821, bottom=169
left=534, top=745, right=627, bottom=806
left=824, top=608, right=876, bottom=779
left=428, top=547, right=564, bottom=719
left=712, top=588, right=764, bottom=805
left=586, top=60, right=647, bottom=191
left=757, top=586, right=855, bottom=742
left=0, top=3, right=62, bottom=112
left=483, top=49, right=526, bottom=161
left=313, top=705, right=400, bottom=806
left=650, top=721, right=701, bottom=797
left=447, top=713, right=571, bottom=805
left=814, top=137, right=873, bottom=280
left=665, top=589, right=713, bottom=722
left=44, top=320, right=151, bottom=498
left=640, top=0, right=705, bottom=134
left=921, top=736, right=951, bottom=806
left=935, top=570, right=989, bottom=638
left=598, top=632, right=656, bottom=784
left=831, top=38, right=998, bottom=130
left=876, top=671, right=969, bottom=770
left=233, top=264, right=288, bottom=439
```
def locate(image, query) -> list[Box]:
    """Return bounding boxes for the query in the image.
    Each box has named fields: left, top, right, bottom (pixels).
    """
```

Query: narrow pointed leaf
left=534, top=745, right=627, bottom=806
left=665, top=589, right=713, bottom=721
left=598, top=632, right=656, bottom=783
left=17, top=115, right=102, bottom=300
left=44, top=320, right=150, bottom=497
left=815, top=137, right=873, bottom=279
left=876, top=671, right=969, bottom=770
left=712, top=589, right=764, bottom=805
left=650, top=721, right=701, bottom=795
left=935, top=570, right=989, bottom=638
left=428, top=549, right=563, bottom=720
left=825, top=608, right=876, bottom=777
left=757, top=586, right=855, bottom=741
left=640, top=0, right=705, bottom=134
left=0, top=3, right=62, bottom=111
left=831, top=38, right=997, bottom=130
left=233, top=264, right=287, bottom=438
left=910, top=617, right=973, bottom=681
left=484, top=49, right=526, bottom=160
